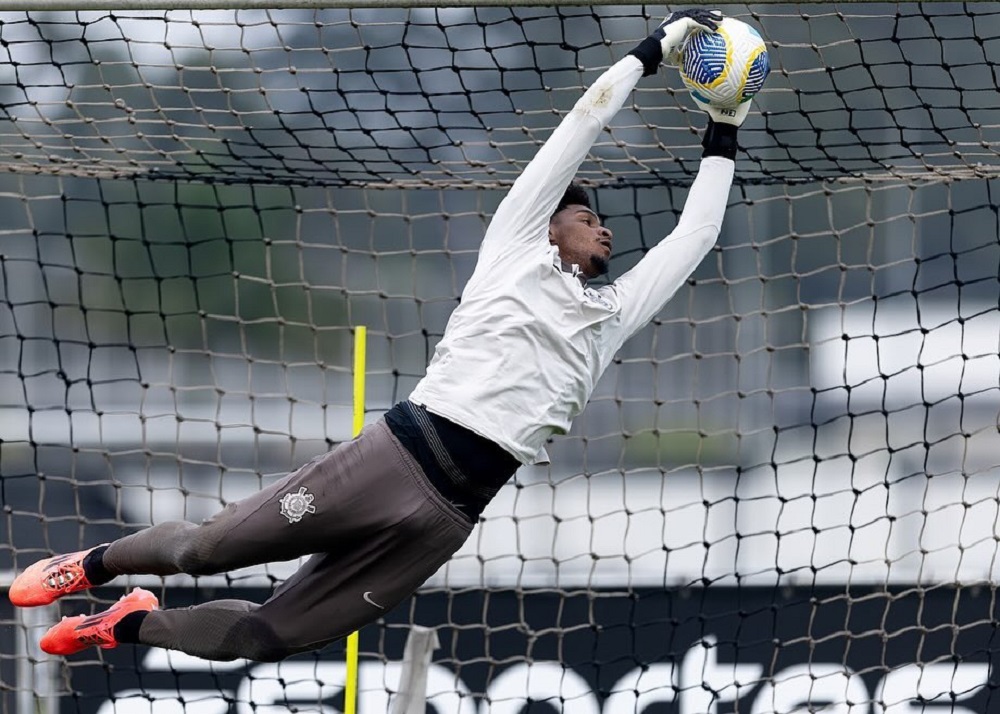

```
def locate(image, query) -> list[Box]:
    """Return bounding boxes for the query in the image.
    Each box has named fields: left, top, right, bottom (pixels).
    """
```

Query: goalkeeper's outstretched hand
left=691, top=96, right=753, bottom=127
left=655, top=9, right=723, bottom=67
left=628, top=8, right=722, bottom=77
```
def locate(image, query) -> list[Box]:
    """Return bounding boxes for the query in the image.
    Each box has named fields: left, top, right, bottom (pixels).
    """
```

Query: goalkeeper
left=10, top=9, right=749, bottom=662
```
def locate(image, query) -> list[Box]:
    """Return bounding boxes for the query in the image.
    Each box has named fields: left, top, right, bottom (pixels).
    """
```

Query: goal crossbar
left=0, top=0, right=979, bottom=9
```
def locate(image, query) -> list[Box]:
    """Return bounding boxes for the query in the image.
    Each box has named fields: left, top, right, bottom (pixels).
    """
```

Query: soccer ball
left=678, top=17, right=770, bottom=108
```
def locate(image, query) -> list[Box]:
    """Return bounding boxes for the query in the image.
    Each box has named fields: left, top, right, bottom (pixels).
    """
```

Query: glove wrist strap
left=627, top=36, right=663, bottom=77
left=702, top=119, right=739, bottom=160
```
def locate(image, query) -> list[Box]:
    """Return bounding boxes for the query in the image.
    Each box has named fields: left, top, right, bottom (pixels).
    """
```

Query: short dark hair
left=552, top=183, right=592, bottom=219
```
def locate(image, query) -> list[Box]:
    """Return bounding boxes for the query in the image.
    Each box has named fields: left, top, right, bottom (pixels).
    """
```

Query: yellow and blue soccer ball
left=679, top=17, right=770, bottom=108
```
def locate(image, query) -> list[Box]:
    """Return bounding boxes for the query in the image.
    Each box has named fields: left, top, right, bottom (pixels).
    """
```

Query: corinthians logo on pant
left=279, top=486, right=316, bottom=523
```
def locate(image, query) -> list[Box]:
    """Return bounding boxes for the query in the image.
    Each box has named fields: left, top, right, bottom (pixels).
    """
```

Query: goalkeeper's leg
left=134, top=502, right=469, bottom=662
left=41, top=423, right=473, bottom=661
left=10, top=420, right=420, bottom=607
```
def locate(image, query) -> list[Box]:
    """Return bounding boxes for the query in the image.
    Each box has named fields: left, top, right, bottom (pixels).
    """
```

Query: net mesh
left=2, top=4, right=1000, bottom=714
left=2, top=5, right=998, bottom=185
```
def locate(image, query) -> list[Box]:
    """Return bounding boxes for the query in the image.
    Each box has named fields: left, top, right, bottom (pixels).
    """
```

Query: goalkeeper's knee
left=226, top=612, right=296, bottom=662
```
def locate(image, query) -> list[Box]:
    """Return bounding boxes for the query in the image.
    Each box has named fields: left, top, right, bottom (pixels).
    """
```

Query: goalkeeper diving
left=9, top=9, right=755, bottom=662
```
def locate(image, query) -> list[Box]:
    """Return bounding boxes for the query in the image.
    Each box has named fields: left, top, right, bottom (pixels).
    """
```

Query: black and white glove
left=693, top=97, right=752, bottom=127
left=628, top=9, right=723, bottom=77
left=694, top=84, right=751, bottom=159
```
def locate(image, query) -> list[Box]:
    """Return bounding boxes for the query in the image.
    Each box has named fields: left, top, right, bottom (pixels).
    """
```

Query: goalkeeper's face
left=548, top=205, right=613, bottom=279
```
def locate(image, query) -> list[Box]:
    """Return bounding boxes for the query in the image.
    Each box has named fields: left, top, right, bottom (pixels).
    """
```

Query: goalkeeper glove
left=700, top=99, right=752, bottom=160
left=692, top=96, right=752, bottom=127
left=628, top=9, right=723, bottom=77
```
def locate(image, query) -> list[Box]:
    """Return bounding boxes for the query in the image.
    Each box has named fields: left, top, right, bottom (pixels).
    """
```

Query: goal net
left=2, top=2, right=999, bottom=713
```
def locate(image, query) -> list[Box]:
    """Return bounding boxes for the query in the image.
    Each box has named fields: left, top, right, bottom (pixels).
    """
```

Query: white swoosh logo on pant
left=363, top=591, right=385, bottom=609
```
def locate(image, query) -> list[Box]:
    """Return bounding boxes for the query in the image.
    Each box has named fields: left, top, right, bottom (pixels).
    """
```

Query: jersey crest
left=583, top=287, right=615, bottom=311
left=279, top=486, right=317, bottom=523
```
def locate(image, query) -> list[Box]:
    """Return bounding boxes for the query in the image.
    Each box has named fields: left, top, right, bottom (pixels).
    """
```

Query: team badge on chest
left=279, top=486, right=316, bottom=523
left=583, top=287, right=615, bottom=311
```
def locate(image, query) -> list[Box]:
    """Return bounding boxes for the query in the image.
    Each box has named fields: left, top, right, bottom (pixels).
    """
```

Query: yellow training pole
left=344, top=325, right=366, bottom=714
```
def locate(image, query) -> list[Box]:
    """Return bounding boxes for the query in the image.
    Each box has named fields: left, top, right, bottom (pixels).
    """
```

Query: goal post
left=1, top=2, right=1000, bottom=714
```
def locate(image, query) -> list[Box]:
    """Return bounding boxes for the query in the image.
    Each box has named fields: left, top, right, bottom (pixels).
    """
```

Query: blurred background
left=1, top=3, right=999, bottom=712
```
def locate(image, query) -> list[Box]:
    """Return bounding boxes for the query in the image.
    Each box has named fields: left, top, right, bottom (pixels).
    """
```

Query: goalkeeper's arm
left=610, top=91, right=749, bottom=337
left=479, top=10, right=722, bottom=256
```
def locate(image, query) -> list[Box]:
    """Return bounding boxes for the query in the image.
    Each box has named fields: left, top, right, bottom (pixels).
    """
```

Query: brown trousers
left=101, top=420, right=473, bottom=661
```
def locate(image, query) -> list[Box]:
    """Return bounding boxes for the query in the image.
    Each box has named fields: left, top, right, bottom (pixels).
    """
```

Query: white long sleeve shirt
left=408, top=55, right=736, bottom=464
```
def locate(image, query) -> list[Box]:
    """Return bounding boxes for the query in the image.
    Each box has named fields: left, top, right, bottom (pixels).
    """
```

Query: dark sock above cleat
left=113, top=610, right=149, bottom=644
left=82, top=545, right=113, bottom=586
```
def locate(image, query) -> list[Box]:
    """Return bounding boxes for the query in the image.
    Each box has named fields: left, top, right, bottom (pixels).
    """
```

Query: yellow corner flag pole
left=344, top=325, right=366, bottom=714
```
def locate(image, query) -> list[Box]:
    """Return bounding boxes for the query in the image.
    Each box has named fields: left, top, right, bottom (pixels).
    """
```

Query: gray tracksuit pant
left=102, top=420, right=473, bottom=661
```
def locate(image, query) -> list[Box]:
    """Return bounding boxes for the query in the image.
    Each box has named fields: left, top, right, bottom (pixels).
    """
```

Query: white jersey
left=409, top=55, right=736, bottom=464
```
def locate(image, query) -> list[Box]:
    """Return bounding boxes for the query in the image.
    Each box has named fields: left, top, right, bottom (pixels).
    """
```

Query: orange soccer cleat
left=39, top=588, right=159, bottom=656
left=8, top=545, right=108, bottom=607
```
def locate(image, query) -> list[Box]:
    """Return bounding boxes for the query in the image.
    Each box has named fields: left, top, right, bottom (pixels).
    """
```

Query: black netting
left=2, top=5, right=1000, bottom=714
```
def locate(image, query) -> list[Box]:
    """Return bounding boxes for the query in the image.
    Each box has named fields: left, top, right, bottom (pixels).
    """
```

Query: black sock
left=702, top=119, right=739, bottom=160
left=113, top=611, right=149, bottom=644
left=82, top=545, right=113, bottom=585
